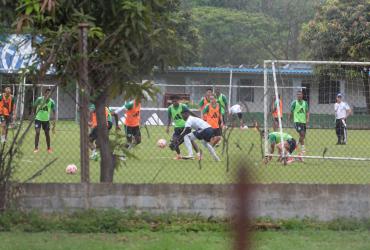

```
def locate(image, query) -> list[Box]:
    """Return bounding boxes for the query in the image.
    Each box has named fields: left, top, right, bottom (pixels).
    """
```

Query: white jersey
left=334, top=101, right=350, bottom=119
left=230, top=104, right=242, bottom=114
left=185, top=116, right=211, bottom=130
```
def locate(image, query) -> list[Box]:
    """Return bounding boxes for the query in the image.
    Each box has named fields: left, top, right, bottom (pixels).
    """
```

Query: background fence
left=2, top=62, right=370, bottom=184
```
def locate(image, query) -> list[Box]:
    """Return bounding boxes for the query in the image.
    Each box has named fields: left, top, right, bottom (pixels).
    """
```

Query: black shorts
left=0, top=115, right=12, bottom=127
left=213, top=128, right=222, bottom=136
left=125, top=126, right=141, bottom=140
left=294, top=123, right=306, bottom=134
left=287, top=138, right=297, bottom=153
left=194, top=127, right=214, bottom=142
left=89, top=127, right=98, bottom=142
left=35, top=120, right=50, bottom=131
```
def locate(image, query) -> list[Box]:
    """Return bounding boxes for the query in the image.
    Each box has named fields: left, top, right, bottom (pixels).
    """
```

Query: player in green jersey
left=264, top=131, right=297, bottom=164
left=289, top=90, right=309, bottom=153
left=166, top=95, right=195, bottom=160
left=33, top=88, right=56, bottom=153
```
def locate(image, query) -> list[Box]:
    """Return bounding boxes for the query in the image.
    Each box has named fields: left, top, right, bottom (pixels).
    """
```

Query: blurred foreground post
left=233, top=167, right=252, bottom=250
left=78, top=23, right=90, bottom=183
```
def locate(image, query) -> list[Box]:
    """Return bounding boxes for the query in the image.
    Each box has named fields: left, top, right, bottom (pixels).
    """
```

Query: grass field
left=12, top=121, right=370, bottom=184
left=1, top=230, right=370, bottom=250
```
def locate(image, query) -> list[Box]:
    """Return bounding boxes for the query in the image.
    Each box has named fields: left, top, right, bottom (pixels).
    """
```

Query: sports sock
left=202, top=141, right=220, bottom=161
left=184, top=134, right=193, bottom=157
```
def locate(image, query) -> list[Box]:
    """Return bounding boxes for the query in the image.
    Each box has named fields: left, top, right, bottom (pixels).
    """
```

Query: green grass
left=0, top=230, right=370, bottom=250
left=12, top=121, right=370, bottom=184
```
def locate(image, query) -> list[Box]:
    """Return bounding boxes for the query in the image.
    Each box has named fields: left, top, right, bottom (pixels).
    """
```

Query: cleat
left=33, top=148, right=39, bottom=153
left=47, top=148, right=53, bottom=153
left=119, top=156, right=126, bottom=161
left=297, top=153, right=304, bottom=162
left=182, top=155, right=194, bottom=160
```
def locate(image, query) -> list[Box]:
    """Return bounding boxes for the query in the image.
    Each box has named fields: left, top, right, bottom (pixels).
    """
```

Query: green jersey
left=291, top=100, right=309, bottom=123
left=34, top=97, right=55, bottom=121
left=217, top=94, right=227, bottom=109
left=168, top=103, right=187, bottom=128
left=268, top=132, right=292, bottom=144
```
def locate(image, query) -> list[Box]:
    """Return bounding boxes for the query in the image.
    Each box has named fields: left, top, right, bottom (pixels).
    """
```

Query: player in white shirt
left=229, top=103, right=247, bottom=129
left=334, top=93, right=351, bottom=145
left=175, top=108, right=221, bottom=161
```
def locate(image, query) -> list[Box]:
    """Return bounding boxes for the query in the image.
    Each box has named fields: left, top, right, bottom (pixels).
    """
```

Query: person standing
left=33, top=88, right=56, bottom=153
left=289, top=90, right=309, bottom=153
left=202, top=94, right=224, bottom=145
left=166, top=95, right=190, bottom=160
left=271, top=94, right=283, bottom=132
left=229, top=103, right=247, bottom=129
left=0, top=87, right=16, bottom=142
left=215, top=88, right=227, bottom=123
left=199, top=88, right=212, bottom=119
left=334, top=93, right=351, bottom=145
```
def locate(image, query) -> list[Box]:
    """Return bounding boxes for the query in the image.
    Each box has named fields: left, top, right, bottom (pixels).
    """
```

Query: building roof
left=168, top=66, right=313, bottom=75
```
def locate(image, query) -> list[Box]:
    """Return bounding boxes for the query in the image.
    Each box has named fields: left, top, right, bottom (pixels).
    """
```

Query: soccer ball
left=157, top=139, right=167, bottom=148
left=66, top=164, right=78, bottom=174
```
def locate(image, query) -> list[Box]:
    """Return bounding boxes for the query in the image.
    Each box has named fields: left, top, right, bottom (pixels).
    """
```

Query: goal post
left=264, top=60, right=370, bottom=162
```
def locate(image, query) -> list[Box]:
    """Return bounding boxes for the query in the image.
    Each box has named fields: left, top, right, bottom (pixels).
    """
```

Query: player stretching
left=0, top=87, right=16, bottom=142
left=177, top=108, right=221, bottom=161
left=202, top=94, right=224, bottom=146
left=113, top=99, right=141, bottom=150
left=289, top=90, right=309, bottom=153
left=33, top=88, right=56, bottom=153
left=88, top=104, right=112, bottom=160
left=334, top=93, right=351, bottom=145
left=166, top=95, right=191, bottom=160
left=199, top=88, right=212, bottom=119
left=264, top=131, right=297, bottom=165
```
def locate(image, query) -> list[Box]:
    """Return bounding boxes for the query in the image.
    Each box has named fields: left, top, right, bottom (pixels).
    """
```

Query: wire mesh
left=4, top=63, right=370, bottom=184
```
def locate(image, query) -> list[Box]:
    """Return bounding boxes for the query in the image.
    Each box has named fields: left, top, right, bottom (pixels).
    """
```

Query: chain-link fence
left=5, top=63, right=370, bottom=184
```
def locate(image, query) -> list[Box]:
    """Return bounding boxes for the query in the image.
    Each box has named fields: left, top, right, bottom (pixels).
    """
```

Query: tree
left=187, top=0, right=319, bottom=64
left=301, top=0, right=370, bottom=112
left=192, top=7, right=280, bottom=66
left=16, top=0, right=198, bottom=182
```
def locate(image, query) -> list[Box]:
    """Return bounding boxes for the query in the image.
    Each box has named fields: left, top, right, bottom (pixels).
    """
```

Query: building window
left=238, top=79, right=254, bottom=102
left=318, top=78, right=340, bottom=104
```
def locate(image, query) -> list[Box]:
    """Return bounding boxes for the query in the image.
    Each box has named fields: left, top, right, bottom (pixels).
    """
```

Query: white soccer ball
left=157, top=139, right=167, bottom=148
left=66, top=164, right=78, bottom=174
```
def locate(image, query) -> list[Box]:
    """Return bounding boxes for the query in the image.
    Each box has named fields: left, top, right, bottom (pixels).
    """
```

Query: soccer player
left=215, top=88, right=227, bottom=122
left=334, top=93, right=352, bottom=145
left=289, top=90, right=309, bottom=153
left=33, top=88, right=56, bottom=153
left=229, top=103, right=247, bottom=129
left=113, top=99, right=141, bottom=149
left=166, top=95, right=191, bottom=160
left=202, top=94, right=224, bottom=146
left=0, top=87, right=16, bottom=142
left=264, top=131, right=297, bottom=164
left=271, top=94, right=283, bottom=132
left=177, top=108, right=221, bottom=161
left=88, top=104, right=112, bottom=160
left=199, top=88, right=212, bottom=119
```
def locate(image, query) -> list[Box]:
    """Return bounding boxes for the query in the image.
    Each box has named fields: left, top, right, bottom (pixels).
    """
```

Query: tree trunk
left=362, top=71, right=370, bottom=114
left=0, top=183, right=7, bottom=211
left=96, top=92, right=115, bottom=183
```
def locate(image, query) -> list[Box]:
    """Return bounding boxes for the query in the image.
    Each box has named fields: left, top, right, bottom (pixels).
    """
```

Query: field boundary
left=13, top=183, right=370, bottom=221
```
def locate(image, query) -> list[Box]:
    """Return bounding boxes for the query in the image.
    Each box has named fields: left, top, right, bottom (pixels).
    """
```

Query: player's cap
left=337, top=93, right=343, bottom=97
left=181, top=107, right=190, bottom=113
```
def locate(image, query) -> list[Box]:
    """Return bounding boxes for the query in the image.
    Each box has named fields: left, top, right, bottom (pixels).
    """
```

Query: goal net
left=264, top=60, right=370, bottom=163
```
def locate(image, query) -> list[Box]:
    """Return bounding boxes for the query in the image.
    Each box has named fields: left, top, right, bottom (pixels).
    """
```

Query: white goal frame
left=263, top=60, right=370, bottom=161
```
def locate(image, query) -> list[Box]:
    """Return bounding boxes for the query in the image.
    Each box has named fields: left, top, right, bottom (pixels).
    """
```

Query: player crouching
left=264, top=131, right=299, bottom=165
left=176, top=108, right=221, bottom=161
